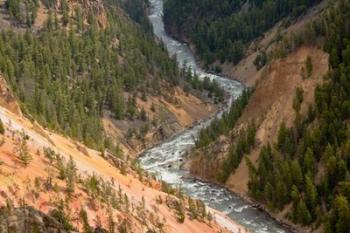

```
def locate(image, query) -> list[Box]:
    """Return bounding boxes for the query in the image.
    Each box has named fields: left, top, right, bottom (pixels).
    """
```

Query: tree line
left=195, top=88, right=252, bottom=148
left=0, top=0, right=183, bottom=151
left=247, top=1, right=350, bottom=231
left=164, top=0, right=321, bottom=67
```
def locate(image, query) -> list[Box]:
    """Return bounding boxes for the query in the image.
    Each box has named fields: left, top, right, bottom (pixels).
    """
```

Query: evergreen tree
left=79, top=208, right=93, bottom=233
left=0, top=119, right=5, bottom=135
left=247, top=1, right=350, bottom=229
left=164, top=0, right=320, bottom=65
left=333, top=196, right=350, bottom=233
left=305, top=56, right=313, bottom=78
left=303, top=147, right=315, bottom=174
left=296, top=199, right=311, bottom=225
left=304, top=175, right=317, bottom=214
left=65, top=156, right=77, bottom=195
left=290, top=160, right=303, bottom=188
left=15, top=135, right=32, bottom=166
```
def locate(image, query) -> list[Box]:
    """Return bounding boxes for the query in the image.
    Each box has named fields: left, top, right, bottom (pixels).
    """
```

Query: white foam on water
left=140, top=1, right=292, bottom=232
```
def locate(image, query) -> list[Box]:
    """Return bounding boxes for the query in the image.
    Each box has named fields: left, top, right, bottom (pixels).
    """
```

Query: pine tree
left=296, top=199, right=311, bottom=225
left=188, top=197, right=197, bottom=219
left=66, top=156, right=77, bottom=195
left=277, top=122, right=293, bottom=155
left=79, top=208, right=93, bottom=233
left=207, top=211, right=213, bottom=224
left=108, top=210, right=115, bottom=233
left=15, top=135, right=32, bottom=166
left=334, top=196, right=350, bottom=233
left=0, top=119, right=5, bottom=134
left=305, top=56, right=313, bottom=78
left=293, top=87, right=304, bottom=113
left=196, top=199, right=206, bottom=219
left=61, top=0, right=69, bottom=26
left=303, top=147, right=315, bottom=174
left=291, top=160, right=303, bottom=188
left=176, top=200, right=186, bottom=223
left=276, top=180, right=288, bottom=208
left=304, top=175, right=318, bottom=213
left=6, top=0, right=20, bottom=20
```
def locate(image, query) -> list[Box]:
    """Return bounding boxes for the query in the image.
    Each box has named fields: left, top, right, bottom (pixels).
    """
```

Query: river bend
left=139, top=1, right=291, bottom=232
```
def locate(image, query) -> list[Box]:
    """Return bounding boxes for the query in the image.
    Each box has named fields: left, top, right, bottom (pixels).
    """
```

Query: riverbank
left=181, top=173, right=300, bottom=233
left=212, top=208, right=250, bottom=233
left=162, top=12, right=311, bottom=233
left=180, top=46, right=328, bottom=233
left=141, top=0, right=295, bottom=232
left=164, top=24, right=248, bottom=88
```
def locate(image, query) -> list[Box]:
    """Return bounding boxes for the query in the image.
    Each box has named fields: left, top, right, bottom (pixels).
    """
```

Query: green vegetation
left=181, top=66, right=225, bottom=102
left=305, top=56, right=313, bottom=78
left=49, top=200, right=76, bottom=231
left=79, top=208, right=94, bottom=233
left=192, top=88, right=254, bottom=183
left=292, top=87, right=304, bottom=113
left=65, top=156, right=77, bottom=196
left=113, top=0, right=151, bottom=31
left=15, top=133, right=32, bottom=166
left=175, top=200, right=186, bottom=223
left=254, top=51, right=268, bottom=70
left=164, top=0, right=321, bottom=67
left=247, top=1, right=350, bottom=230
left=41, top=146, right=152, bottom=231
left=195, top=88, right=252, bottom=148
left=217, top=123, right=256, bottom=182
left=6, top=0, right=39, bottom=26
left=0, top=119, right=5, bottom=134
left=0, top=1, right=182, bottom=150
left=0, top=0, right=224, bottom=153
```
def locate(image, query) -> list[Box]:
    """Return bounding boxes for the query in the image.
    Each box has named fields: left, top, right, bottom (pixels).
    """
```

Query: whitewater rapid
left=139, top=0, right=291, bottom=232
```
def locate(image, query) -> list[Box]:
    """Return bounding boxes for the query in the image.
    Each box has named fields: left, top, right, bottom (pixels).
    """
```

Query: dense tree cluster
left=217, top=123, right=256, bottom=182
left=247, top=1, right=350, bottom=230
left=6, top=0, right=39, bottom=26
left=112, top=0, right=151, bottom=31
left=195, top=88, right=252, bottom=148
left=164, top=0, right=321, bottom=67
left=0, top=1, right=183, bottom=149
left=181, top=66, right=225, bottom=103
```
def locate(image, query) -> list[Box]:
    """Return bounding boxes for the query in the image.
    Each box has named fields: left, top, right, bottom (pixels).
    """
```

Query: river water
left=139, top=0, right=291, bottom=232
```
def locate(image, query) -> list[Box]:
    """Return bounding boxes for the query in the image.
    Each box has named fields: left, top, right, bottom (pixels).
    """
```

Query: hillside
left=0, top=0, right=348, bottom=232
left=183, top=0, right=350, bottom=232
left=164, top=0, right=322, bottom=69
left=189, top=46, right=328, bottom=184
left=0, top=77, right=238, bottom=232
left=0, top=0, right=222, bottom=157
left=0, top=0, right=238, bottom=232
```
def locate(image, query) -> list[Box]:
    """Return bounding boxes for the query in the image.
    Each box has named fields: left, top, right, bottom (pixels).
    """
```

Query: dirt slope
left=189, top=46, right=328, bottom=194
left=0, top=0, right=217, bottom=158
left=103, top=86, right=216, bottom=157
left=220, top=0, right=328, bottom=87
left=0, top=85, right=240, bottom=232
left=226, top=46, right=329, bottom=194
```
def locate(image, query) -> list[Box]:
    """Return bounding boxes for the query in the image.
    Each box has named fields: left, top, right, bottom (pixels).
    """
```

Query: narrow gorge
left=140, top=0, right=293, bottom=232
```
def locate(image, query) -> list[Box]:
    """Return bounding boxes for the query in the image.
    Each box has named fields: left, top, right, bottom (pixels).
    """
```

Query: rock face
left=0, top=206, right=69, bottom=233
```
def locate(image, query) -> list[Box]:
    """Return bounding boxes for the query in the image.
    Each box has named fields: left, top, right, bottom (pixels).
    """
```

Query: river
left=139, top=0, right=292, bottom=232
